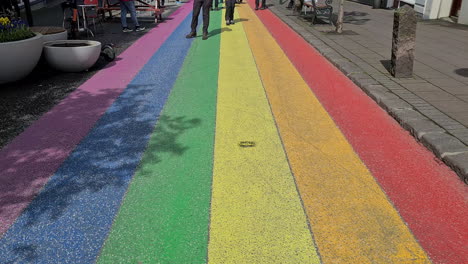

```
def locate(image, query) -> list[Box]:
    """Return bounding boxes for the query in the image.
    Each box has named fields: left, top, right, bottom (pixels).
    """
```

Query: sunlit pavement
left=0, top=1, right=466, bottom=263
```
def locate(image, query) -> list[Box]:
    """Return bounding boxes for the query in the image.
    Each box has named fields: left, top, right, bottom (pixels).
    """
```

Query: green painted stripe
left=97, top=10, right=222, bottom=264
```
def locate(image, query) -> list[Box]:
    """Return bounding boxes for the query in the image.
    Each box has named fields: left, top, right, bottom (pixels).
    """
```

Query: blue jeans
left=120, top=1, right=139, bottom=28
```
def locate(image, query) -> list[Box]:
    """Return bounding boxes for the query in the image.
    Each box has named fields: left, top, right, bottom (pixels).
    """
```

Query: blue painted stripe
left=0, top=14, right=194, bottom=264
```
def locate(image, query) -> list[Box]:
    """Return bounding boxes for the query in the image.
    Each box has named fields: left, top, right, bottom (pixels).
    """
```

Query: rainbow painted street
left=0, top=1, right=466, bottom=263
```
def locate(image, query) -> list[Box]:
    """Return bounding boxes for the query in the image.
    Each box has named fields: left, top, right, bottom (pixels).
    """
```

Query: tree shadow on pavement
left=455, top=68, right=468, bottom=77
left=329, top=11, right=370, bottom=25
left=234, top=18, right=249, bottom=23
left=0, top=83, right=200, bottom=231
left=209, top=27, right=233, bottom=37
left=0, top=82, right=201, bottom=261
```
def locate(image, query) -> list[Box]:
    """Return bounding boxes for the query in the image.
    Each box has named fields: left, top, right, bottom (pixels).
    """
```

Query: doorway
left=451, top=0, right=463, bottom=16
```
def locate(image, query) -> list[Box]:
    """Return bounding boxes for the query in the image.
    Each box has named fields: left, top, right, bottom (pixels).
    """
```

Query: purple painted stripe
left=0, top=0, right=193, bottom=236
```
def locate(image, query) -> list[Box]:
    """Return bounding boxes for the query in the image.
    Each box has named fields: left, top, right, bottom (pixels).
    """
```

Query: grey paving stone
left=445, top=112, right=468, bottom=127
left=390, top=109, right=427, bottom=123
left=443, top=152, right=468, bottom=183
left=394, top=78, right=428, bottom=84
left=401, top=119, right=445, bottom=139
left=414, top=91, right=459, bottom=102
left=366, top=89, right=396, bottom=102
left=355, top=79, right=381, bottom=87
left=442, top=124, right=468, bottom=130
left=430, top=100, right=468, bottom=114
left=379, top=98, right=413, bottom=112
left=427, top=78, right=466, bottom=87
left=362, top=84, right=390, bottom=95
left=348, top=73, right=371, bottom=81
left=401, top=82, right=439, bottom=92
left=339, top=62, right=363, bottom=75
left=439, top=86, right=468, bottom=96
left=421, top=133, right=468, bottom=158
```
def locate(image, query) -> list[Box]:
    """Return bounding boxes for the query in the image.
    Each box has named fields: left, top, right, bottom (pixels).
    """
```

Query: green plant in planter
left=0, top=17, right=35, bottom=43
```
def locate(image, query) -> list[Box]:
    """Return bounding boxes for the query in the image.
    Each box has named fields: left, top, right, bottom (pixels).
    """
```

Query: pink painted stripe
left=0, top=1, right=193, bottom=236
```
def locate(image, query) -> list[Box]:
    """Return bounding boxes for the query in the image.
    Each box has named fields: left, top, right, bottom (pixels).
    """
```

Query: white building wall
left=459, top=0, right=468, bottom=24
left=422, top=0, right=454, bottom=19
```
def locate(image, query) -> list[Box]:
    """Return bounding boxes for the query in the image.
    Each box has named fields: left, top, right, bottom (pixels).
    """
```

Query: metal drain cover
left=239, top=141, right=256, bottom=147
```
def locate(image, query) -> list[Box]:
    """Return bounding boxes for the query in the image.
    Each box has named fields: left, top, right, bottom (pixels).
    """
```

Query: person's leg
left=202, top=0, right=211, bottom=36
left=255, top=0, right=259, bottom=9
left=120, top=1, right=129, bottom=28
left=225, top=0, right=231, bottom=23
left=230, top=0, right=235, bottom=22
left=215, top=0, right=219, bottom=9
left=127, top=1, right=140, bottom=28
left=261, top=0, right=266, bottom=8
left=190, top=0, right=203, bottom=33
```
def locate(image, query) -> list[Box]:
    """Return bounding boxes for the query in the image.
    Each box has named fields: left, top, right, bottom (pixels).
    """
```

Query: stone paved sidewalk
left=270, top=0, right=468, bottom=183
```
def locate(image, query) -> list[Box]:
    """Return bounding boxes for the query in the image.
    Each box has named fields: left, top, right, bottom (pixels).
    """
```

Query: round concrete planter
left=0, top=33, right=44, bottom=84
left=43, top=40, right=101, bottom=72
left=31, top=27, right=68, bottom=43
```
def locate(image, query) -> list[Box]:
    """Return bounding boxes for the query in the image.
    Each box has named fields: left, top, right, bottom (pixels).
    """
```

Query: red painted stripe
left=248, top=2, right=468, bottom=263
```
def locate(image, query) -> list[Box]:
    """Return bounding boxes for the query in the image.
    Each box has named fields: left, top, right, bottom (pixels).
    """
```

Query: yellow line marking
left=238, top=4, right=431, bottom=263
left=207, top=8, right=321, bottom=264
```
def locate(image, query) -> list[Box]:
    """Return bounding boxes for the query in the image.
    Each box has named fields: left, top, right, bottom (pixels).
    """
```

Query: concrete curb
left=269, top=5, right=468, bottom=184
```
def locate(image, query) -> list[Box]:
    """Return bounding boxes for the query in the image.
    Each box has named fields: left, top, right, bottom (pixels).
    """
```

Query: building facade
left=399, top=0, right=468, bottom=24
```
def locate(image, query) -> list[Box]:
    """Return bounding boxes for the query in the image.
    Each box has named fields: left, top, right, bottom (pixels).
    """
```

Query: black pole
left=373, top=0, right=381, bottom=8
left=23, top=0, right=33, bottom=26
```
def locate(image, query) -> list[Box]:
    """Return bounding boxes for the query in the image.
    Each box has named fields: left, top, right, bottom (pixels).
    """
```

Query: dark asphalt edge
left=269, top=4, right=468, bottom=184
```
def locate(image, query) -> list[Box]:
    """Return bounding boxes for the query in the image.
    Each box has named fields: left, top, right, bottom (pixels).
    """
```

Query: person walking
left=120, top=0, right=145, bottom=32
left=225, top=0, right=235, bottom=25
left=255, top=0, right=267, bottom=10
left=186, top=0, right=211, bottom=40
left=211, top=0, right=219, bottom=11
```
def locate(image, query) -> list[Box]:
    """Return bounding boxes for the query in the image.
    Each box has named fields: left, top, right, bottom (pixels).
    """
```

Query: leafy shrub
left=0, top=17, right=35, bottom=43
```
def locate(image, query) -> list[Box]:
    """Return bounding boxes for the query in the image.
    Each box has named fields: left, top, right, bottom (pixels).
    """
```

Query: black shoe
left=255, top=6, right=259, bottom=10
left=186, top=32, right=196, bottom=38
left=226, top=20, right=230, bottom=25
left=135, top=26, right=145, bottom=32
left=202, top=32, right=208, bottom=40
left=260, top=6, right=266, bottom=10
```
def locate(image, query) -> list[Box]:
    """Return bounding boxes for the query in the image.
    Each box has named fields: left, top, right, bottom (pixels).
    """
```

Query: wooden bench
left=302, top=0, right=333, bottom=25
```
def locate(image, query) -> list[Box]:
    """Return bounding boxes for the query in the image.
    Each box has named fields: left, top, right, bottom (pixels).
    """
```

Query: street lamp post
left=23, top=0, right=33, bottom=26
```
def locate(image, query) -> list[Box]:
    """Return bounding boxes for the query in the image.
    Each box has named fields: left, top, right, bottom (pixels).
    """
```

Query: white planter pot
left=0, top=33, right=44, bottom=84
left=43, top=40, right=101, bottom=72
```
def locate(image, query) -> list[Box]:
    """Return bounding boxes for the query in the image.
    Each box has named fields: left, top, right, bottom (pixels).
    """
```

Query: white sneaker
left=135, top=26, right=146, bottom=32
left=122, top=27, right=132, bottom=33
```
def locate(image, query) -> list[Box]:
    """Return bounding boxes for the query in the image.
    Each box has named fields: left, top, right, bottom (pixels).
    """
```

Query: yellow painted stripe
left=237, top=4, right=431, bottom=263
left=207, top=9, right=321, bottom=264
